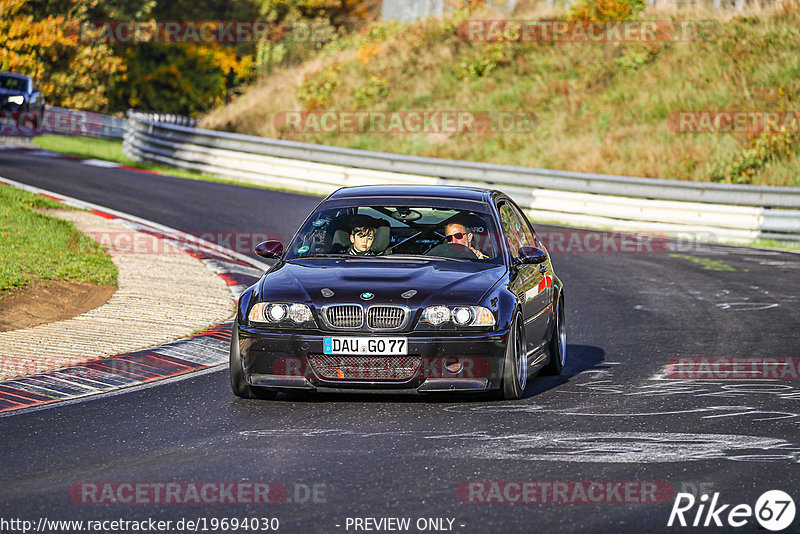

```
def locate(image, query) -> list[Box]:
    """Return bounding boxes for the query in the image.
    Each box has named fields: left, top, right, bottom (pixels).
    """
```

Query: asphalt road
left=1, top=150, right=799, bottom=534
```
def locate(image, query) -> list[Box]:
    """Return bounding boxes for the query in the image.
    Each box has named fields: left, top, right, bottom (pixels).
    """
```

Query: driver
left=444, top=222, right=488, bottom=259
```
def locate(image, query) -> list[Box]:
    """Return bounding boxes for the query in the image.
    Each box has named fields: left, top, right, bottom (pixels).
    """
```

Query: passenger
left=348, top=226, right=377, bottom=256
left=444, top=222, right=488, bottom=259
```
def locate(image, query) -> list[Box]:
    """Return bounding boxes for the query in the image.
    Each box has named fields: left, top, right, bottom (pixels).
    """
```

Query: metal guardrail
left=0, top=108, right=196, bottom=140
left=44, top=106, right=127, bottom=139
left=123, top=110, right=800, bottom=243
left=130, top=111, right=197, bottom=129
left=0, top=107, right=126, bottom=139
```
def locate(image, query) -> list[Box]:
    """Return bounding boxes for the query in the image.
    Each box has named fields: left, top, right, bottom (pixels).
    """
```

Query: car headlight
left=7, top=95, right=24, bottom=105
left=267, top=303, right=287, bottom=322
left=249, top=302, right=315, bottom=326
left=422, top=305, right=450, bottom=325
left=421, top=305, right=495, bottom=327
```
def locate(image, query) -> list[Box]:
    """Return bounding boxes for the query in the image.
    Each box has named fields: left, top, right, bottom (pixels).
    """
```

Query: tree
left=0, top=0, right=124, bottom=111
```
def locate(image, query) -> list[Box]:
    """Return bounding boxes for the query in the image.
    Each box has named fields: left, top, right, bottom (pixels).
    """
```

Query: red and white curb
left=0, top=177, right=269, bottom=415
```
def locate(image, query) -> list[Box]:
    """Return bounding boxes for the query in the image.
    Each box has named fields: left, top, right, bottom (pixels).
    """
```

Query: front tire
left=499, top=315, right=527, bottom=400
left=230, top=321, right=277, bottom=400
left=543, top=295, right=566, bottom=375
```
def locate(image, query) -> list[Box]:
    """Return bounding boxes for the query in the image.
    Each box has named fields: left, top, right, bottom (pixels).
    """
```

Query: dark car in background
left=0, top=72, right=46, bottom=130
left=230, top=185, right=566, bottom=400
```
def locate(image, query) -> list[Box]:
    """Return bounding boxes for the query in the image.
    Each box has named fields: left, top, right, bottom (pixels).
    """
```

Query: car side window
left=508, top=202, right=537, bottom=248
left=498, top=203, right=526, bottom=256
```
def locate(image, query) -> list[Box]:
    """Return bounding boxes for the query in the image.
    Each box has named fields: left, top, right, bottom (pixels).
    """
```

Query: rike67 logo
left=668, top=490, right=795, bottom=531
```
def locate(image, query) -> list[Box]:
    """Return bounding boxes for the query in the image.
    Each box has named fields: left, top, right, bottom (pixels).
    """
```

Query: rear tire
left=499, top=315, right=527, bottom=400
left=230, top=321, right=277, bottom=400
left=543, top=295, right=566, bottom=375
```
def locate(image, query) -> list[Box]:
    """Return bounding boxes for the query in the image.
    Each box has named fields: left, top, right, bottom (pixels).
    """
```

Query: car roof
left=327, top=185, right=496, bottom=202
left=0, top=72, right=31, bottom=80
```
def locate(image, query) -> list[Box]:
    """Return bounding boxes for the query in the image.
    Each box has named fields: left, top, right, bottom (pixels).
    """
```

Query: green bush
left=613, top=46, right=661, bottom=72
left=297, top=63, right=342, bottom=110
left=354, top=75, right=390, bottom=107
left=452, top=43, right=511, bottom=80
left=706, top=130, right=800, bottom=184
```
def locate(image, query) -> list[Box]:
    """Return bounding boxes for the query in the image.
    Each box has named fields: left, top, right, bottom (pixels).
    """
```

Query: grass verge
left=34, top=135, right=128, bottom=163
left=201, top=4, right=800, bottom=187
left=0, top=184, right=117, bottom=296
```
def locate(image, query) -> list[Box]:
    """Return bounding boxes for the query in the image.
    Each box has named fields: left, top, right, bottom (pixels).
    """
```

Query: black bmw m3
left=230, top=185, right=565, bottom=400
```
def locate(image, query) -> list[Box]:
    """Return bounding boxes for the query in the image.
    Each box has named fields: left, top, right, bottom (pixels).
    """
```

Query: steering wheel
left=425, top=243, right=478, bottom=260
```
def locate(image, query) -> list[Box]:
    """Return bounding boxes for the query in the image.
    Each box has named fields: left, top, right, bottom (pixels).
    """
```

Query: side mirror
left=254, top=240, right=283, bottom=259
left=514, top=246, right=548, bottom=265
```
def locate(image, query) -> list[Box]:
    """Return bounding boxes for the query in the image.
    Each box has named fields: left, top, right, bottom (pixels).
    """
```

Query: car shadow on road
left=265, top=344, right=605, bottom=404
left=520, top=343, right=605, bottom=399
left=423, top=343, right=605, bottom=402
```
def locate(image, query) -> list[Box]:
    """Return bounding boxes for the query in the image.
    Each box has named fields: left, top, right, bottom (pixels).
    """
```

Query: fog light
left=443, top=358, right=463, bottom=374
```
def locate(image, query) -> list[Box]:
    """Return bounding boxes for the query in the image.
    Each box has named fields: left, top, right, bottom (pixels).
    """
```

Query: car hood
left=257, top=258, right=506, bottom=308
left=0, top=88, right=25, bottom=97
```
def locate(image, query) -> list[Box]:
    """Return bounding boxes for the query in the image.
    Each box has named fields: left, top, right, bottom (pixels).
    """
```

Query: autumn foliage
left=0, top=0, right=378, bottom=115
left=0, top=0, right=123, bottom=110
left=568, top=0, right=646, bottom=22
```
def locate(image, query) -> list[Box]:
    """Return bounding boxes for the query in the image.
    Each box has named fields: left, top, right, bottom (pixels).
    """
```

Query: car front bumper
left=238, top=327, right=509, bottom=394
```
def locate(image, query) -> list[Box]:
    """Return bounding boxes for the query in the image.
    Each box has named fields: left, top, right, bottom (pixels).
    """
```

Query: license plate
left=323, top=337, right=407, bottom=355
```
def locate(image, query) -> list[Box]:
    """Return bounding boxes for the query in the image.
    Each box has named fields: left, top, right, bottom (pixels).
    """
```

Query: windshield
left=0, top=75, right=27, bottom=92
left=285, top=202, right=503, bottom=265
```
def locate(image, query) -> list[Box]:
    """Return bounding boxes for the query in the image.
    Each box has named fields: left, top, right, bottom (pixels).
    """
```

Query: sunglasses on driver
left=445, top=232, right=467, bottom=242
